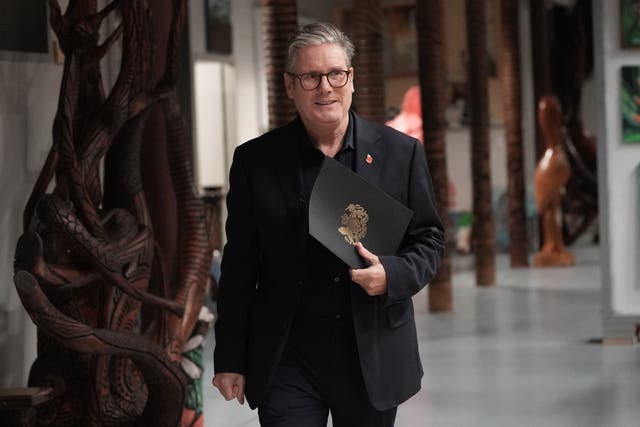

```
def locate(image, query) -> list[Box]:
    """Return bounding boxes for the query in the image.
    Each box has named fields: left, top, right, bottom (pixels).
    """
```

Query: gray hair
left=286, top=22, right=355, bottom=72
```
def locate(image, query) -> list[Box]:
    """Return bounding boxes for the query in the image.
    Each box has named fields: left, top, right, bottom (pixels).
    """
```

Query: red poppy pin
left=365, top=154, right=373, bottom=164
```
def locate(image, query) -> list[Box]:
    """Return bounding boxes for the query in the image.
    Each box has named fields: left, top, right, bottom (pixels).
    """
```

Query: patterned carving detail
left=13, top=1, right=214, bottom=425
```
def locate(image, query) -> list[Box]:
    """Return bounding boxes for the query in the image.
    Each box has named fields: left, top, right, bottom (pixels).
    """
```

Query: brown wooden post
left=141, top=0, right=179, bottom=285
left=262, top=0, right=298, bottom=129
left=529, top=0, right=552, bottom=250
left=466, top=0, right=496, bottom=286
left=500, top=0, right=529, bottom=267
left=416, top=0, right=452, bottom=312
left=529, top=0, right=551, bottom=162
left=351, top=0, right=386, bottom=122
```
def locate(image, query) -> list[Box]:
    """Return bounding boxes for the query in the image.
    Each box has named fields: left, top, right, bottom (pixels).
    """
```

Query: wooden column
left=351, top=0, right=385, bottom=122
left=500, top=0, right=529, bottom=267
left=466, top=0, right=496, bottom=286
left=416, top=0, right=452, bottom=312
left=262, top=0, right=298, bottom=129
left=529, top=0, right=551, bottom=162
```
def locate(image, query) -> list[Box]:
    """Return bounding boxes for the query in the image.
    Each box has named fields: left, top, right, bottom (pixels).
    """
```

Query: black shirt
left=297, top=114, right=355, bottom=319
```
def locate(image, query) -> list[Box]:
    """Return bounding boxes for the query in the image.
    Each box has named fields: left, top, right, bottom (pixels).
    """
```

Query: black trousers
left=257, top=314, right=397, bottom=427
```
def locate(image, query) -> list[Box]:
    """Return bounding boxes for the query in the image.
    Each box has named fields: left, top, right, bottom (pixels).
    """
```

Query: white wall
left=189, top=0, right=266, bottom=193
left=230, top=0, right=267, bottom=158
left=446, top=127, right=509, bottom=213
left=593, top=0, right=640, bottom=340
left=0, top=55, right=60, bottom=386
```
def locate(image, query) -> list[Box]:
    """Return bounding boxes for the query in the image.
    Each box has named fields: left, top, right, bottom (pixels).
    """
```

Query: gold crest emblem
left=338, top=203, right=369, bottom=245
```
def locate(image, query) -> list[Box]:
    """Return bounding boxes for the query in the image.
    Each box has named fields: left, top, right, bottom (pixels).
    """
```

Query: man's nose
left=318, top=74, right=332, bottom=90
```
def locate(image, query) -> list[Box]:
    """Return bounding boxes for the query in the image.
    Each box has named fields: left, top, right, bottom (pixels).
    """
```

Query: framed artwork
left=0, top=1, right=48, bottom=53
left=383, top=5, right=418, bottom=76
left=333, top=4, right=417, bottom=76
left=205, top=0, right=232, bottom=55
left=621, top=0, right=640, bottom=48
left=621, top=66, right=640, bottom=143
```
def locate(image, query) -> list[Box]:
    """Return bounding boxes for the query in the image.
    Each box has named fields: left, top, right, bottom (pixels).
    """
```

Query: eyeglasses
left=287, top=70, right=351, bottom=90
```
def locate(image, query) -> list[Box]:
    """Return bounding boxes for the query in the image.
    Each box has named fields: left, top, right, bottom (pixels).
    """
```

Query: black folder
left=309, top=156, right=414, bottom=269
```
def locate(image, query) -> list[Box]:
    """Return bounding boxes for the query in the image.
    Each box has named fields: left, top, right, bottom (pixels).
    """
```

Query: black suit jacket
left=214, top=112, right=445, bottom=410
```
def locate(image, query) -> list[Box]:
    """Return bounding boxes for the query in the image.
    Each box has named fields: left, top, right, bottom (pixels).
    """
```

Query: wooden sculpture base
left=0, top=387, right=53, bottom=427
left=533, top=250, right=575, bottom=267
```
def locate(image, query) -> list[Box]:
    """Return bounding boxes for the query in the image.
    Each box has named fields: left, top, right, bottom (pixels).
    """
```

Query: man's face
left=285, top=43, right=354, bottom=128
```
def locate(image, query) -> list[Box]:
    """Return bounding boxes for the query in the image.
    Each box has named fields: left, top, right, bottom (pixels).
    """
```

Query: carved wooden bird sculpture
left=533, top=94, right=575, bottom=266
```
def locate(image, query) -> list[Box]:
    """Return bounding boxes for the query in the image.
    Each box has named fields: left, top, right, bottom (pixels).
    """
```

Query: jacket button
left=333, top=276, right=341, bottom=283
left=297, top=280, right=303, bottom=286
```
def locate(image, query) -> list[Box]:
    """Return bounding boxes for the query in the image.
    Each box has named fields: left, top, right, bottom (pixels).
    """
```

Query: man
left=212, top=22, right=444, bottom=427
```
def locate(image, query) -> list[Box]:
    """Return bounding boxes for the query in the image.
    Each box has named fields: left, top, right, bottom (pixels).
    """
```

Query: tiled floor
left=202, top=244, right=640, bottom=426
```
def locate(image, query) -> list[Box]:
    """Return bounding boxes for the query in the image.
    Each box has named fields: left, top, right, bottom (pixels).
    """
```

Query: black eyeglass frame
left=286, top=70, right=351, bottom=90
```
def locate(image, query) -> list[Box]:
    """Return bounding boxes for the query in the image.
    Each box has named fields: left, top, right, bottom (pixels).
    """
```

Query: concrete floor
left=202, top=244, right=640, bottom=427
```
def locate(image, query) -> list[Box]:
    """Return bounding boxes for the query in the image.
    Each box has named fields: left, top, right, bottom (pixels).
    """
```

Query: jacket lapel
left=276, top=154, right=304, bottom=220
left=353, top=113, right=385, bottom=189
left=275, top=118, right=306, bottom=227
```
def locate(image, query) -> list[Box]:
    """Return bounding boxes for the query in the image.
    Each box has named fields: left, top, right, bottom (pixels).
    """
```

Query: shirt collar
left=299, top=111, right=355, bottom=154
left=342, top=111, right=355, bottom=151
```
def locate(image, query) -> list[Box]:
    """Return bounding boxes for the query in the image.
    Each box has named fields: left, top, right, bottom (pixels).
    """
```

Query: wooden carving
left=533, top=95, right=575, bottom=267
left=550, top=0, right=598, bottom=245
left=12, top=1, right=214, bottom=426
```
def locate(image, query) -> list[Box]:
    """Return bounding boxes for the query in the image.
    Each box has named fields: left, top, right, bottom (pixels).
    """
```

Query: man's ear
left=284, top=73, right=294, bottom=99
left=349, top=67, right=355, bottom=92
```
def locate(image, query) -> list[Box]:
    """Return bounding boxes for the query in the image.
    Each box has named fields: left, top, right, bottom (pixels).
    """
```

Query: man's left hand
left=349, top=242, right=387, bottom=296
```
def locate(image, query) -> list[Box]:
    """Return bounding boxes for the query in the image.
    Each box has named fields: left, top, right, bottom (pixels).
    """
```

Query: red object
left=366, top=154, right=373, bottom=164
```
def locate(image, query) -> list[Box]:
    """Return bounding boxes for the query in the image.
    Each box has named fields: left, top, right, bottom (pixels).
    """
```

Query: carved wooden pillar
left=416, top=0, right=452, bottom=312
left=13, top=1, right=211, bottom=425
left=262, top=0, right=298, bottom=129
left=466, top=0, right=496, bottom=286
left=500, top=0, right=529, bottom=267
left=530, top=0, right=551, bottom=162
left=141, top=0, right=179, bottom=285
left=351, top=0, right=385, bottom=122
left=529, top=0, right=552, bottom=250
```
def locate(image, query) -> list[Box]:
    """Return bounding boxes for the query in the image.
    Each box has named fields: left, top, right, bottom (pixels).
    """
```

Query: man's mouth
left=316, top=100, right=336, bottom=106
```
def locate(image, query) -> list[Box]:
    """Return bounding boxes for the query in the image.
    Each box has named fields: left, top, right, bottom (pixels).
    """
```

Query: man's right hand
left=212, top=373, right=246, bottom=404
